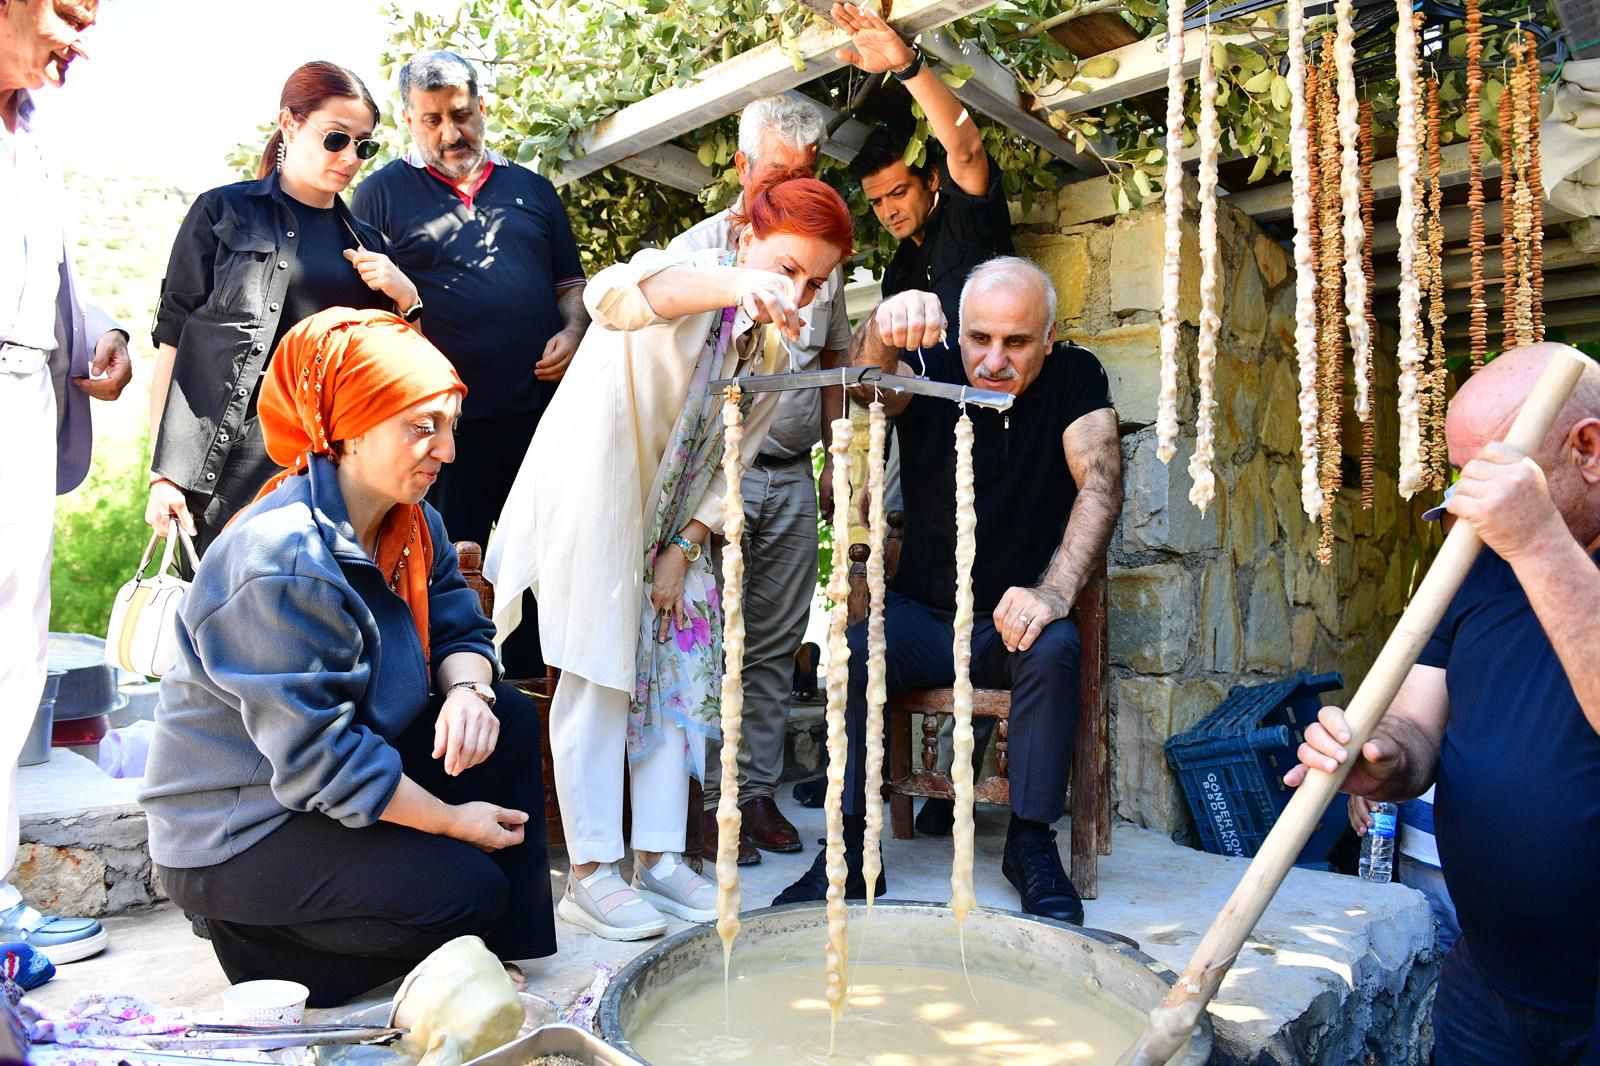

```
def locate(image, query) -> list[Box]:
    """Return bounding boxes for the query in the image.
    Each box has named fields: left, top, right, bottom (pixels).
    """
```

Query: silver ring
left=1019, top=614, right=1031, bottom=623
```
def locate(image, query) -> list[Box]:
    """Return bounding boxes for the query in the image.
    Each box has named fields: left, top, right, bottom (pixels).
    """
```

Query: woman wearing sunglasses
left=146, top=61, right=422, bottom=552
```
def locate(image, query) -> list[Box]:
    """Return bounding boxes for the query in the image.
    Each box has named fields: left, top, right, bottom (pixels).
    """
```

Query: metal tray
left=463, top=1025, right=640, bottom=1066
left=313, top=993, right=560, bottom=1066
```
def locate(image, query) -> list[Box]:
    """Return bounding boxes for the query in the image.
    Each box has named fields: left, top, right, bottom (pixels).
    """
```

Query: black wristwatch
left=402, top=299, right=425, bottom=323
left=891, top=46, right=925, bottom=82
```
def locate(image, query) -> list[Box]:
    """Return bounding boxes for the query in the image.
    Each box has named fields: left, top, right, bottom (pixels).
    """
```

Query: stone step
left=11, top=749, right=160, bottom=916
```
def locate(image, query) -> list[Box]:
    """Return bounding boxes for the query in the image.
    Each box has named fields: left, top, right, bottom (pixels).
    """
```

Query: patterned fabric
left=629, top=301, right=756, bottom=773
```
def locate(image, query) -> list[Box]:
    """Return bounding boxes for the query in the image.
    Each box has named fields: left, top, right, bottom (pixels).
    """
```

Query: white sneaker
left=556, top=863, right=667, bottom=941
left=632, top=853, right=718, bottom=923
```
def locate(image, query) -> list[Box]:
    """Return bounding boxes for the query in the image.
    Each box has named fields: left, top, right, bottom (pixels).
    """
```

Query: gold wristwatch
left=449, top=680, right=497, bottom=708
left=670, top=534, right=703, bottom=563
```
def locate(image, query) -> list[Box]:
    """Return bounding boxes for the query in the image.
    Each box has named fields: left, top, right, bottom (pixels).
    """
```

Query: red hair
left=733, top=168, right=855, bottom=260
left=257, top=61, right=380, bottom=179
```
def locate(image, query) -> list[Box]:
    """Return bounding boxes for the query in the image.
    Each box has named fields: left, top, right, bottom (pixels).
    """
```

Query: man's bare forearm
left=1036, top=455, right=1120, bottom=609
left=1509, top=527, right=1600, bottom=735
left=1367, top=715, right=1441, bottom=802
left=556, top=283, right=591, bottom=334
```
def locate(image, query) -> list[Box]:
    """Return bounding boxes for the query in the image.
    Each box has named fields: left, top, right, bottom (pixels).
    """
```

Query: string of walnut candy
left=1393, top=0, right=1425, bottom=499
left=714, top=387, right=746, bottom=979
left=1525, top=30, right=1544, bottom=341
left=1359, top=99, right=1376, bottom=509
left=861, top=400, right=888, bottom=916
left=1424, top=76, right=1449, bottom=490
left=1499, top=58, right=1518, bottom=352
left=1411, top=78, right=1433, bottom=481
left=1334, top=0, right=1371, bottom=436
left=1287, top=0, right=1323, bottom=520
left=1314, top=38, right=1343, bottom=566
left=821, top=416, right=854, bottom=1046
left=1156, top=0, right=1186, bottom=464
left=1465, top=0, right=1488, bottom=367
left=1188, top=27, right=1221, bottom=514
left=1509, top=37, right=1535, bottom=347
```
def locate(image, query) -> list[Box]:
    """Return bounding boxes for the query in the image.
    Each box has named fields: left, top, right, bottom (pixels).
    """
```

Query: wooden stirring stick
left=1118, top=346, right=1591, bottom=1066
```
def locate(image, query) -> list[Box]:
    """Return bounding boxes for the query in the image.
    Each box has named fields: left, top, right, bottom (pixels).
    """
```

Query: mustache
left=975, top=366, right=1019, bottom=381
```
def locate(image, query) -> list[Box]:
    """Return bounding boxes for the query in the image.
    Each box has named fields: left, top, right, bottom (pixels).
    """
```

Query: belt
left=751, top=450, right=812, bottom=469
left=0, top=342, right=50, bottom=376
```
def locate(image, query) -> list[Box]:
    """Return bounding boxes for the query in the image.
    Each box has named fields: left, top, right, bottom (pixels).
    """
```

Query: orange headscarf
left=256, top=308, right=466, bottom=662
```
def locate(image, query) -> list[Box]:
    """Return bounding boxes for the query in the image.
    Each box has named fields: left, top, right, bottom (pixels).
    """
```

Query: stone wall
left=1018, top=189, right=1441, bottom=841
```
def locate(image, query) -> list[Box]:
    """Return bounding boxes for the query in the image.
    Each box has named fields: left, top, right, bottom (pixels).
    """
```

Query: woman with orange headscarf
left=140, top=308, right=553, bottom=1007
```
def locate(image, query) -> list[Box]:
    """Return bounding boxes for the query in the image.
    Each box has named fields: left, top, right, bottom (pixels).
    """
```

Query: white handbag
left=104, top=528, right=200, bottom=678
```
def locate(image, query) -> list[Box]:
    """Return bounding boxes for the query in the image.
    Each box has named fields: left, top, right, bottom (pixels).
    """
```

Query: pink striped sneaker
left=557, top=863, right=668, bottom=941
left=633, top=853, right=718, bottom=922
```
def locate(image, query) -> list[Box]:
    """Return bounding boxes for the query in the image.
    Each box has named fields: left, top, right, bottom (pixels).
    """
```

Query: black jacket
left=150, top=172, right=391, bottom=501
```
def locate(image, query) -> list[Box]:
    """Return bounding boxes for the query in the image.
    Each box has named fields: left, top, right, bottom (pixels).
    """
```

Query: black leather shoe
left=791, top=777, right=826, bottom=809
left=1001, top=828, right=1085, bottom=925
left=915, top=798, right=955, bottom=836
left=772, top=825, right=887, bottom=906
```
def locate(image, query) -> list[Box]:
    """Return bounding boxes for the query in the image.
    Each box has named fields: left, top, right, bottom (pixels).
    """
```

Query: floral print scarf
left=630, top=303, right=762, bottom=776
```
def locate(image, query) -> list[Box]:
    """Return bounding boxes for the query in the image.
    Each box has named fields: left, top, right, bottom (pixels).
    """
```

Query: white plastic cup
left=222, top=979, right=309, bottom=1025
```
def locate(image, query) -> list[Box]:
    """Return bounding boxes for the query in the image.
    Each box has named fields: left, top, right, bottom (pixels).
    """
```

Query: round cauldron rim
left=596, top=898, right=1210, bottom=1063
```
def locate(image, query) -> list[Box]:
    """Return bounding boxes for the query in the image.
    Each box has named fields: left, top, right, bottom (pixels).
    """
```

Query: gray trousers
left=705, top=453, right=818, bottom=806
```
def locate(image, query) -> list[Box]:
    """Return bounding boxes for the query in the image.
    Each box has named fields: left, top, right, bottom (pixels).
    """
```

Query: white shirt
left=0, top=91, right=65, bottom=352
left=667, top=202, right=852, bottom=458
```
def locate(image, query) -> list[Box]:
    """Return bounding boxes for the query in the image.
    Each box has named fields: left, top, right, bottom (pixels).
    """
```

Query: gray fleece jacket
left=140, top=455, right=498, bottom=868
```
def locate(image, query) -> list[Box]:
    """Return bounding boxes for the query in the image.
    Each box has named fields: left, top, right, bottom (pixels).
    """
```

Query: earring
left=276, top=139, right=286, bottom=171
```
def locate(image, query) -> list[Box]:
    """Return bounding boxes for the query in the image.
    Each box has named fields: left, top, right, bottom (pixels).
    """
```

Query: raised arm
left=832, top=2, right=989, bottom=196
left=992, top=408, right=1121, bottom=653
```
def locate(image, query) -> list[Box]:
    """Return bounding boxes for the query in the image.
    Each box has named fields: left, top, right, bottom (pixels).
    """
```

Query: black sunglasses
left=296, top=115, right=381, bottom=160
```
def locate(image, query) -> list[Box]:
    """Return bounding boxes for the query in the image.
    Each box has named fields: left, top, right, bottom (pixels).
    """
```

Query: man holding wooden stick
left=1286, top=343, right=1600, bottom=1066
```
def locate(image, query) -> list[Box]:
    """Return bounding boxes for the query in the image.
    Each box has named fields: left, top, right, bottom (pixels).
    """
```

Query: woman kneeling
left=141, top=308, right=553, bottom=1006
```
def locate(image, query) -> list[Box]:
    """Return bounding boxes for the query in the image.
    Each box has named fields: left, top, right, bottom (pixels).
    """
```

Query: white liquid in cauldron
left=627, top=960, right=1144, bottom=1064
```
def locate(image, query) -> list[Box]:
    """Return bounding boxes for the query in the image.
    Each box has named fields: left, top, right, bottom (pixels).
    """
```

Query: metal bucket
left=599, top=901, right=1212, bottom=1064
left=21, top=671, right=62, bottom=767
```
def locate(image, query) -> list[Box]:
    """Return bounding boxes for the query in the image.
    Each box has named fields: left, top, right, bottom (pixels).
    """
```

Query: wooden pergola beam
left=1230, top=141, right=1500, bottom=222
left=1373, top=238, right=1586, bottom=292
left=551, top=0, right=998, bottom=187
left=1033, top=28, right=1255, bottom=116
left=616, top=144, right=716, bottom=193
left=1438, top=269, right=1600, bottom=319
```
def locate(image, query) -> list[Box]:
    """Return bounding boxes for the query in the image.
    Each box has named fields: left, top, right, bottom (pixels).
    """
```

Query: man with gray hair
left=354, top=49, right=588, bottom=676
left=777, top=257, right=1122, bottom=923
left=667, top=94, right=851, bottom=865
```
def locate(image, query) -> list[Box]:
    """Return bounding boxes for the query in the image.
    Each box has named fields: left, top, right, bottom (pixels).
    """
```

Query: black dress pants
left=841, top=590, right=1082, bottom=825
left=428, top=412, right=544, bottom=677
left=159, top=682, right=555, bottom=1007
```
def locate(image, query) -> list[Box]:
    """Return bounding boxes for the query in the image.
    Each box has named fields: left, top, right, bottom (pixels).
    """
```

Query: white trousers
left=0, top=366, right=58, bottom=885
left=547, top=672, right=689, bottom=865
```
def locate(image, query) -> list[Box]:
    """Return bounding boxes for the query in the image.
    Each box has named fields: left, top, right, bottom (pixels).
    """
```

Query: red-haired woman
left=145, top=61, right=421, bottom=553
left=487, top=173, right=854, bottom=940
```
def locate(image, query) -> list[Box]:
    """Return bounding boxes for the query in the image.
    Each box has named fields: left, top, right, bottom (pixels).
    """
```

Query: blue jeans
left=1434, top=938, right=1591, bottom=1066
left=1399, top=857, right=1460, bottom=957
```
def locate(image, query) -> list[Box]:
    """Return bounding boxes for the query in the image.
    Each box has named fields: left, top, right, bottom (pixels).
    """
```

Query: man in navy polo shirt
left=354, top=51, right=588, bottom=674
left=1288, top=343, right=1600, bottom=1065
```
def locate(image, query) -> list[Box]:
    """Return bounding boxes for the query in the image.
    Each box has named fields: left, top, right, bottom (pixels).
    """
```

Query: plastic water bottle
left=1359, top=802, right=1397, bottom=882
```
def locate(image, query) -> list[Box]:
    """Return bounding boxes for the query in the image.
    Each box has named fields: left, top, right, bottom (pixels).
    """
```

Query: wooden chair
left=845, top=514, right=1112, bottom=898
left=454, top=542, right=566, bottom=847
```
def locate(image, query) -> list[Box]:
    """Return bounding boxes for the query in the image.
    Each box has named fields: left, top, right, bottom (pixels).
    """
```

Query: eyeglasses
left=295, top=115, right=381, bottom=160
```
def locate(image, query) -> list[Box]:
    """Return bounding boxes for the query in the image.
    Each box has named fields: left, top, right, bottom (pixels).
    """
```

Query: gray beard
left=426, top=145, right=486, bottom=179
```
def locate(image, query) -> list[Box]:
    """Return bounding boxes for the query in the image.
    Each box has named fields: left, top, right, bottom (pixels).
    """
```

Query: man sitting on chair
left=774, top=257, right=1121, bottom=922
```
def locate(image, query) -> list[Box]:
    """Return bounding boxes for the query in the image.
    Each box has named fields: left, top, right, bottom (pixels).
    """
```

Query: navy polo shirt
left=352, top=156, right=584, bottom=420
left=890, top=341, right=1112, bottom=614
left=1419, top=546, right=1600, bottom=1016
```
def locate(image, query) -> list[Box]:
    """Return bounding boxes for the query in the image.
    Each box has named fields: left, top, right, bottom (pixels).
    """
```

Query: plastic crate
left=1164, top=671, right=1346, bottom=866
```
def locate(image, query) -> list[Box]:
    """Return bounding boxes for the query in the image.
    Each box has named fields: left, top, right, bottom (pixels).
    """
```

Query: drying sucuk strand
left=1499, top=74, right=1517, bottom=352
left=1412, top=81, right=1433, bottom=474
left=1187, top=31, right=1221, bottom=515
left=1425, top=78, right=1449, bottom=490
left=1315, top=39, right=1343, bottom=566
left=1157, top=0, right=1187, bottom=464
left=714, top=387, right=746, bottom=976
left=1526, top=31, right=1544, bottom=341
left=1465, top=0, right=1488, bottom=366
left=1287, top=0, right=1323, bottom=520
left=1393, top=0, right=1425, bottom=498
left=822, top=416, right=854, bottom=1043
left=861, top=401, right=889, bottom=915
left=949, top=412, right=978, bottom=928
left=1359, top=98, right=1377, bottom=509
left=1334, top=0, right=1370, bottom=423
left=1510, top=38, right=1535, bottom=347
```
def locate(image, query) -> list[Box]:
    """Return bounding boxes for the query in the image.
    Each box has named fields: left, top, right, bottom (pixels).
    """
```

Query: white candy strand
left=1335, top=0, right=1371, bottom=422
left=1287, top=0, right=1322, bottom=519
left=1156, top=0, right=1187, bottom=465
left=1393, top=2, right=1425, bottom=498
left=1188, top=30, right=1220, bottom=514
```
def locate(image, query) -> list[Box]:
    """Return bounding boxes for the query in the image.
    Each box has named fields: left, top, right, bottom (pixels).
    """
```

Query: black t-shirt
left=1418, top=547, right=1600, bottom=1016
left=881, top=156, right=1014, bottom=347
left=352, top=159, right=585, bottom=420
left=273, top=197, right=371, bottom=358
left=890, top=341, right=1112, bottom=613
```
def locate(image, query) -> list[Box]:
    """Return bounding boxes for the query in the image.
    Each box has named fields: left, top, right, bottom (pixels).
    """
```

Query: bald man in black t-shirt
left=776, top=257, right=1122, bottom=923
